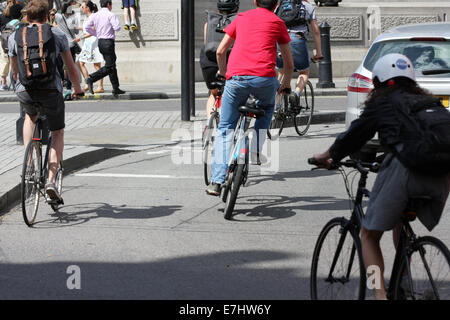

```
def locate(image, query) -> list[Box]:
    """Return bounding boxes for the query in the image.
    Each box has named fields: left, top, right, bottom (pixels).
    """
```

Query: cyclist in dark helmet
left=312, top=53, right=450, bottom=300
left=200, top=0, right=239, bottom=122
left=217, top=0, right=240, bottom=12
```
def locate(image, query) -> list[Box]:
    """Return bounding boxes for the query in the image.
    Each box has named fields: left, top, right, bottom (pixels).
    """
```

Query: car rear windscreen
left=363, top=40, right=450, bottom=77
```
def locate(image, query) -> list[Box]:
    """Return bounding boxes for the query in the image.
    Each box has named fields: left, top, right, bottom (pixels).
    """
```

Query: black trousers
left=90, top=39, right=120, bottom=91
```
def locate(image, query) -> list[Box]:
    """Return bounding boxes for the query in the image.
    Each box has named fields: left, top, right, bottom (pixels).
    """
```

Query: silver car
left=346, top=22, right=450, bottom=130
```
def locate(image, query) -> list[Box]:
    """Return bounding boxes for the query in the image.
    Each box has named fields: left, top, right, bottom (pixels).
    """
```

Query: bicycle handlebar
left=308, top=157, right=380, bottom=173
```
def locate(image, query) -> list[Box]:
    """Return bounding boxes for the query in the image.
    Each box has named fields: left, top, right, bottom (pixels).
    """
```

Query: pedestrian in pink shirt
left=85, top=0, right=125, bottom=97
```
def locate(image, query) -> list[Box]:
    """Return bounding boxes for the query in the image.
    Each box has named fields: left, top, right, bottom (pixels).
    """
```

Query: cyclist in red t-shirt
left=206, top=0, right=294, bottom=196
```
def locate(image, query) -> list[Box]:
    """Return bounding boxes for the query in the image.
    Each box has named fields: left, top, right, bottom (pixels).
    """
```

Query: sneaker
left=124, top=24, right=130, bottom=31
left=131, top=24, right=138, bottom=31
left=288, top=92, right=301, bottom=113
left=63, top=90, right=72, bottom=101
left=205, top=183, right=221, bottom=196
left=0, top=84, right=8, bottom=91
left=45, top=182, right=62, bottom=202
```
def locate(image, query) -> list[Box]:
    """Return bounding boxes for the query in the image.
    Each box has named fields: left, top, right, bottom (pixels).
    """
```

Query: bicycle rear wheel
left=21, top=140, right=41, bottom=227
left=203, top=114, right=218, bottom=186
left=224, top=163, right=245, bottom=220
left=393, top=236, right=450, bottom=300
left=310, top=217, right=366, bottom=300
left=294, top=80, right=314, bottom=136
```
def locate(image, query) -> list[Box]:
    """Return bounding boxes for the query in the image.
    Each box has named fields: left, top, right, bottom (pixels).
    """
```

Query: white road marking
left=146, top=150, right=171, bottom=155
left=75, top=173, right=201, bottom=179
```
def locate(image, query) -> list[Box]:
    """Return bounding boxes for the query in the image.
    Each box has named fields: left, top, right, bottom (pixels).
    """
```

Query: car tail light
left=348, top=73, right=372, bottom=93
left=410, top=37, right=446, bottom=42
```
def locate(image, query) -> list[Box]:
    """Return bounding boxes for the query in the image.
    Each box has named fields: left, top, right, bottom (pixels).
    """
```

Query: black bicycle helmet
left=217, top=0, right=239, bottom=13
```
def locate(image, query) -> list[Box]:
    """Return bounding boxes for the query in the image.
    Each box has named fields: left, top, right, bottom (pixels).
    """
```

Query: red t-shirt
left=224, top=7, right=291, bottom=79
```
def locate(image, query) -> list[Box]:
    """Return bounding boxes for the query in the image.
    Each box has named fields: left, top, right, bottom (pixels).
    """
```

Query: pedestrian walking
left=84, top=0, right=125, bottom=97
left=76, top=0, right=104, bottom=93
left=0, top=0, right=22, bottom=90
left=54, top=0, right=81, bottom=95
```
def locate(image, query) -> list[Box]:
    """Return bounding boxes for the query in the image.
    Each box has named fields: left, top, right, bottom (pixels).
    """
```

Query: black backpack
left=392, top=93, right=450, bottom=175
left=1, top=20, right=21, bottom=53
left=204, top=11, right=237, bottom=62
left=277, top=0, right=307, bottom=27
left=15, top=23, right=57, bottom=90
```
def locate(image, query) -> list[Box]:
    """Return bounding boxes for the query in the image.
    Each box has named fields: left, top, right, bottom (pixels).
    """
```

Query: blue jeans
left=211, top=76, right=279, bottom=184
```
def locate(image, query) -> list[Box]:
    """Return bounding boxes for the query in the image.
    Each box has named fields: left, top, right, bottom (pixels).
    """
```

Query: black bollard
left=316, top=22, right=335, bottom=89
left=181, top=0, right=192, bottom=121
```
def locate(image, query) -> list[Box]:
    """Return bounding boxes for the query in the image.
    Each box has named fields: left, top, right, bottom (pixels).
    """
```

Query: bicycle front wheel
left=393, top=236, right=450, bottom=300
left=267, top=97, right=286, bottom=140
left=224, top=163, right=245, bottom=220
left=203, top=115, right=218, bottom=186
left=21, top=140, right=41, bottom=227
left=294, top=80, right=314, bottom=136
left=310, top=217, right=366, bottom=300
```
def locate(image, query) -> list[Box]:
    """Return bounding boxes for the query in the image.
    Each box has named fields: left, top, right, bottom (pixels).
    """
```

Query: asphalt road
left=1, top=124, right=449, bottom=300
left=0, top=96, right=348, bottom=113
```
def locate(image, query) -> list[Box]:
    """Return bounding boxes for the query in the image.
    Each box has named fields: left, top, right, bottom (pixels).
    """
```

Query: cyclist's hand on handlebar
left=309, top=150, right=332, bottom=169
left=311, top=55, right=324, bottom=63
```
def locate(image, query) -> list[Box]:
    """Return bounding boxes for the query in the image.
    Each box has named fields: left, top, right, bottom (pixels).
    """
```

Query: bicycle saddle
left=238, top=105, right=265, bottom=118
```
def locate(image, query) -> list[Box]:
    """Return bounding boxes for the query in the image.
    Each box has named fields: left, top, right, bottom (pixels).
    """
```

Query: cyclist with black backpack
left=200, top=0, right=239, bottom=121
left=275, top=0, right=322, bottom=108
left=312, top=53, right=450, bottom=300
left=9, top=0, right=84, bottom=201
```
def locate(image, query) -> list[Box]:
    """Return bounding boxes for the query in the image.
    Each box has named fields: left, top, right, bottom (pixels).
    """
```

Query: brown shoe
left=84, top=85, right=89, bottom=92
left=94, top=88, right=104, bottom=93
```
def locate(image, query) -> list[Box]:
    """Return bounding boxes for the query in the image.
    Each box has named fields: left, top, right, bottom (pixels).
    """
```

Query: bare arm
left=310, top=19, right=323, bottom=60
left=278, top=42, right=294, bottom=92
left=216, top=33, right=234, bottom=78
left=60, top=49, right=83, bottom=95
left=10, top=56, right=18, bottom=82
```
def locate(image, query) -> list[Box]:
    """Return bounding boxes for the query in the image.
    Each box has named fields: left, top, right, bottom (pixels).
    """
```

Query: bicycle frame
left=228, top=114, right=251, bottom=168
left=30, top=116, right=53, bottom=193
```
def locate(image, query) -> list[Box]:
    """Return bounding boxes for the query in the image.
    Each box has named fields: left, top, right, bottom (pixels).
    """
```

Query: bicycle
left=21, top=113, right=64, bottom=227
left=308, top=157, right=450, bottom=300
left=220, top=95, right=265, bottom=220
left=268, top=60, right=317, bottom=139
left=203, top=80, right=225, bottom=186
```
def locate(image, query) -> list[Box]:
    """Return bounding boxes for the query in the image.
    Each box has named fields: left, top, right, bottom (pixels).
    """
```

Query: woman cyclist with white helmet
left=312, top=53, right=450, bottom=300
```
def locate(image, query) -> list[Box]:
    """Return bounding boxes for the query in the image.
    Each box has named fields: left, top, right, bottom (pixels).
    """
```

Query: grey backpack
left=204, top=11, right=237, bottom=62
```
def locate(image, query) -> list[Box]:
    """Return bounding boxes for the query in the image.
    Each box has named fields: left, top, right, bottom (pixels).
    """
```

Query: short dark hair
left=25, top=0, right=49, bottom=22
left=100, top=0, right=111, bottom=8
left=256, top=0, right=278, bottom=10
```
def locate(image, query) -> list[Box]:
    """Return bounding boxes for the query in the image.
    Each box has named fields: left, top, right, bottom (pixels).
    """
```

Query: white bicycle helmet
left=372, top=53, right=416, bottom=83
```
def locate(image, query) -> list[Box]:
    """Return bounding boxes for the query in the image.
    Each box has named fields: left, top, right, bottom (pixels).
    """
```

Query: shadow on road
left=221, top=194, right=355, bottom=222
left=32, top=202, right=182, bottom=228
left=0, top=249, right=310, bottom=299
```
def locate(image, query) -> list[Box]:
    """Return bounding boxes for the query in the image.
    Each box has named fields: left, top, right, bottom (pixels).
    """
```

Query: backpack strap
left=22, top=26, right=32, bottom=78
left=38, top=24, right=47, bottom=75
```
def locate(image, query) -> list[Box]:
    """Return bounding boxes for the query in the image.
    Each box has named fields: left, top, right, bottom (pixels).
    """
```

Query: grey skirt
left=363, top=154, right=450, bottom=232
